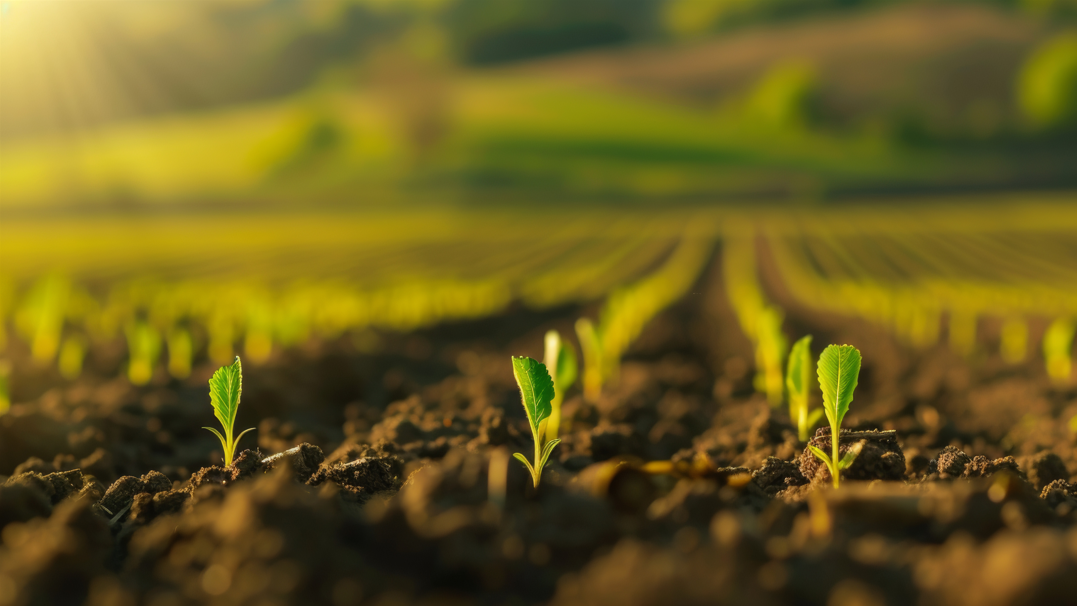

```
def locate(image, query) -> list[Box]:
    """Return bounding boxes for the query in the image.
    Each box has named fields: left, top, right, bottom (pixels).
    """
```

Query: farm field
left=5, top=0, right=1077, bottom=604
left=5, top=198, right=1077, bottom=604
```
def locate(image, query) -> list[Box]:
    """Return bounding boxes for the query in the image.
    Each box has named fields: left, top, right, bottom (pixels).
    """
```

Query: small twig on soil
left=261, top=446, right=305, bottom=466
left=835, top=430, right=897, bottom=441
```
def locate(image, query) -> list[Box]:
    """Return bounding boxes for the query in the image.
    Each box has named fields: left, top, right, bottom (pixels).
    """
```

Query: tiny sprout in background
left=1043, top=318, right=1075, bottom=385
left=0, top=360, right=10, bottom=415
left=755, top=305, right=787, bottom=406
left=167, top=326, right=193, bottom=380
left=808, top=344, right=863, bottom=489
left=204, top=356, right=256, bottom=468
left=786, top=335, right=823, bottom=442
left=125, top=320, right=162, bottom=385
left=510, top=356, right=560, bottom=489
left=543, top=329, right=577, bottom=443
left=575, top=318, right=603, bottom=402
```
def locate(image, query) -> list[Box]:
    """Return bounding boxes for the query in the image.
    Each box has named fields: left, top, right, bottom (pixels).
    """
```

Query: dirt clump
left=798, top=428, right=906, bottom=484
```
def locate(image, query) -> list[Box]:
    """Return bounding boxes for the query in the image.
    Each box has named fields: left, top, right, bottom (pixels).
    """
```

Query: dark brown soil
left=2, top=259, right=1077, bottom=605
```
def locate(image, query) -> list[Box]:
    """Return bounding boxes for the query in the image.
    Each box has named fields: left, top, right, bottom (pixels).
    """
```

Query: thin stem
left=831, top=418, right=840, bottom=488
left=532, top=436, right=543, bottom=488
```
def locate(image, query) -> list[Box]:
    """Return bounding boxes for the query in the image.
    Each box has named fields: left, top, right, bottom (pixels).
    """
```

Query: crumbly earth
left=2, top=263, right=1077, bottom=605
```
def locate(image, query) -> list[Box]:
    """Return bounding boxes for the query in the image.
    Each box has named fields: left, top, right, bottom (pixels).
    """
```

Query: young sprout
left=1043, top=318, right=1075, bottom=385
left=543, top=330, right=577, bottom=443
left=786, top=335, right=823, bottom=442
left=0, top=360, right=9, bottom=415
left=167, top=325, right=194, bottom=380
left=755, top=305, right=787, bottom=406
left=808, top=344, right=862, bottom=488
left=125, top=320, right=162, bottom=385
left=510, top=356, right=561, bottom=488
left=575, top=319, right=603, bottom=402
left=1000, top=317, right=1028, bottom=364
left=204, top=356, right=255, bottom=468
left=58, top=334, right=88, bottom=380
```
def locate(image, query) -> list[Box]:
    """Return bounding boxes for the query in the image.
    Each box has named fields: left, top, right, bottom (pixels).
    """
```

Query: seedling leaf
left=209, top=356, right=243, bottom=431
left=203, top=426, right=227, bottom=446
left=511, top=356, right=560, bottom=489
left=786, top=335, right=817, bottom=441
left=808, top=444, right=832, bottom=466
left=786, top=335, right=812, bottom=402
left=817, top=345, right=861, bottom=426
left=544, top=330, right=578, bottom=442
left=513, top=452, right=536, bottom=477
left=539, top=438, right=561, bottom=469
left=511, top=356, right=554, bottom=435
left=838, top=441, right=863, bottom=470
left=203, top=356, right=255, bottom=467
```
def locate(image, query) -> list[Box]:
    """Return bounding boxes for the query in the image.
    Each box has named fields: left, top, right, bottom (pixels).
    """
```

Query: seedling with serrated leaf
left=204, top=356, right=255, bottom=468
left=786, top=335, right=823, bottom=442
left=511, top=356, right=561, bottom=488
left=543, top=330, right=577, bottom=443
left=808, top=344, right=862, bottom=488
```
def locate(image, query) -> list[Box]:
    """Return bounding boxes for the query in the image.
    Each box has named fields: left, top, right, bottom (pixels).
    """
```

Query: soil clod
left=798, top=428, right=906, bottom=484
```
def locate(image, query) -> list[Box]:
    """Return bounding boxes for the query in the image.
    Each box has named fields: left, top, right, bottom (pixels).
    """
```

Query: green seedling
left=167, top=325, right=194, bottom=380
left=575, top=318, right=604, bottom=401
left=510, top=356, right=561, bottom=489
left=543, top=330, right=577, bottom=443
left=1000, top=317, right=1028, bottom=364
left=808, top=344, right=863, bottom=488
left=1043, top=318, right=1075, bottom=385
left=0, top=360, right=10, bottom=415
left=125, top=320, right=162, bottom=385
left=755, top=305, right=787, bottom=406
left=58, top=334, right=88, bottom=380
left=204, top=356, right=255, bottom=468
left=786, top=335, right=823, bottom=442
left=576, top=237, right=711, bottom=401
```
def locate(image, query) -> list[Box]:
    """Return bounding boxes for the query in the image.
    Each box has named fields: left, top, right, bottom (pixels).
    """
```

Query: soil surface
left=3, top=257, right=1077, bottom=606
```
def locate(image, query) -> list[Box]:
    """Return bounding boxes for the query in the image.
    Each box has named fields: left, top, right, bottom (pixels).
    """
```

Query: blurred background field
left=3, top=0, right=1077, bottom=399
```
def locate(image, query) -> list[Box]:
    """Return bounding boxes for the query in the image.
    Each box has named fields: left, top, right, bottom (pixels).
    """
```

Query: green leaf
left=539, top=438, right=561, bottom=469
left=838, top=441, right=863, bottom=470
left=786, top=335, right=812, bottom=403
left=203, top=425, right=228, bottom=450
left=816, top=345, right=861, bottom=427
left=556, top=341, right=578, bottom=395
left=234, top=427, right=257, bottom=450
left=807, top=408, right=824, bottom=428
left=209, top=356, right=243, bottom=436
left=808, top=444, right=832, bottom=467
left=513, top=452, right=536, bottom=477
left=511, top=356, right=555, bottom=435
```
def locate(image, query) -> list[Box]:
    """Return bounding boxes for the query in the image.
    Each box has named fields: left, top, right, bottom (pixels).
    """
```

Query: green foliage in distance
left=1001, top=317, right=1028, bottom=364
left=755, top=305, right=788, bottom=406
left=1018, top=32, right=1077, bottom=130
left=0, top=360, right=10, bottom=415
left=543, top=330, right=577, bottom=444
left=125, top=320, right=162, bottom=385
left=576, top=237, right=711, bottom=401
left=510, top=356, right=561, bottom=489
left=786, top=335, right=823, bottom=442
left=58, top=334, right=88, bottom=380
left=743, top=59, right=819, bottom=129
left=1044, top=318, right=1076, bottom=385
left=204, top=356, right=256, bottom=468
left=808, top=344, right=862, bottom=488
